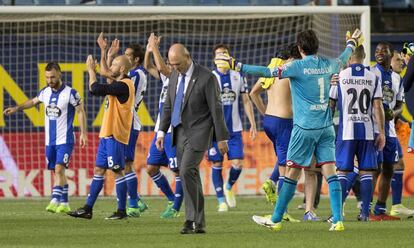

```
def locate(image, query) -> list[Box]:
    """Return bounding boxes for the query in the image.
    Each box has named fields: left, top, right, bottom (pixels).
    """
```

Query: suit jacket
left=159, top=63, right=229, bottom=151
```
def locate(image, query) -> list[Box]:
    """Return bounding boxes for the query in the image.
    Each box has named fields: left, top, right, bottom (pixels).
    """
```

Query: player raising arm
left=4, top=62, right=87, bottom=214
left=217, top=29, right=363, bottom=232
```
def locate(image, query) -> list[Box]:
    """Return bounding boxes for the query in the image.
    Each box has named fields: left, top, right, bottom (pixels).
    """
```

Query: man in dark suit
left=155, top=43, right=229, bottom=234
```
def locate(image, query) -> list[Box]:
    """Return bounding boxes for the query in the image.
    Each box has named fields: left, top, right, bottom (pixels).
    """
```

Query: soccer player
left=329, top=45, right=385, bottom=221
left=403, top=43, right=414, bottom=153
left=143, top=33, right=183, bottom=218
left=217, top=29, right=363, bottom=231
left=370, top=42, right=405, bottom=220
left=250, top=44, right=318, bottom=221
left=388, top=50, right=414, bottom=217
left=68, top=33, right=134, bottom=220
left=209, top=44, right=257, bottom=212
left=107, top=39, right=149, bottom=217
left=3, top=62, right=87, bottom=213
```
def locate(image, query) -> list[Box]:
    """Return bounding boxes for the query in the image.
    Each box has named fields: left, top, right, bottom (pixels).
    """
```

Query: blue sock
left=125, top=172, right=139, bottom=208
left=391, top=170, right=403, bottom=205
left=152, top=171, right=175, bottom=202
left=115, top=176, right=127, bottom=211
left=86, top=175, right=104, bottom=208
left=227, top=165, right=242, bottom=190
left=269, top=164, right=279, bottom=184
left=360, top=174, right=373, bottom=218
left=173, top=176, right=183, bottom=211
left=338, top=174, right=349, bottom=203
left=345, top=170, right=359, bottom=196
left=277, top=176, right=284, bottom=194
left=51, top=186, right=63, bottom=202
left=374, top=201, right=387, bottom=215
left=271, top=177, right=297, bottom=223
left=212, top=166, right=224, bottom=201
left=61, top=184, right=69, bottom=203
left=327, top=175, right=343, bottom=224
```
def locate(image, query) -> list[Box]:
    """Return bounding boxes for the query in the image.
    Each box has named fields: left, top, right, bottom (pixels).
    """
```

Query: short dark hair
left=296, top=30, right=319, bottom=55
left=45, top=62, right=61, bottom=72
left=377, top=41, right=394, bottom=54
left=352, top=45, right=366, bottom=60
left=213, top=44, right=230, bottom=55
left=275, top=43, right=301, bottom=60
left=127, top=43, right=145, bottom=65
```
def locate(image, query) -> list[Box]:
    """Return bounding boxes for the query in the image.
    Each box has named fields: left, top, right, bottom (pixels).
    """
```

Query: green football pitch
left=1, top=196, right=413, bottom=248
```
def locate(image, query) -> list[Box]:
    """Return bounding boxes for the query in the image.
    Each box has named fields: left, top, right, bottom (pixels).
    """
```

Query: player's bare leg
left=303, top=167, right=320, bottom=221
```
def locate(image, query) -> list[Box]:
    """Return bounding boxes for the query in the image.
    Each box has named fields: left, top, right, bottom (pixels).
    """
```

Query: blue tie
left=171, top=73, right=186, bottom=127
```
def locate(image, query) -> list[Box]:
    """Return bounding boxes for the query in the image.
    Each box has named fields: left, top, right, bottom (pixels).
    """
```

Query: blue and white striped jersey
left=370, top=64, right=404, bottom=137
left=128, top=66, right=148, bottom=131
left=154, top=73, right=171, bottom=133
left=329, top=64, right=382, bottom=141
left=212, top=69, right=248, bottom=134
left=37, top=84, right=81, bottom=146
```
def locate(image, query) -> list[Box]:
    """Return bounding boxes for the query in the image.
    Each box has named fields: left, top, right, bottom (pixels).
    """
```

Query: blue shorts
left=125, top=129, right=139, bottom=162
left=208, top=131, right=244, bottom=162
left=287, top=125, right=335, bottom=168
left=263, top=115, right=293, bottom=166
left=380, top=136, right=399, bottom=164
left=336, top=140, right=378, bottom=171
left=147, top=133, right=178, bottom=171
left=96, top=137, right=126, bottom=171
left=45, top=144, right=74, bottom=170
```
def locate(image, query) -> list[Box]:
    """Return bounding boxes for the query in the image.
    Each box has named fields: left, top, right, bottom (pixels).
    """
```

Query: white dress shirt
left=157, top=62, right=194, bottom=138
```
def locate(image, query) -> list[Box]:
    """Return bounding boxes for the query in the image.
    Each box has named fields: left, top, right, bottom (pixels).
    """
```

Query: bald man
left=156, top=43, right=229, bottom=234
left=69, top=33, right=135, bottom=220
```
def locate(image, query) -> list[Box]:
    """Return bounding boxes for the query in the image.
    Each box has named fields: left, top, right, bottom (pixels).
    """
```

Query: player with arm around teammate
left=3, top=62, right=87, bottom=214
left=217, top=29, right=363, bottom=231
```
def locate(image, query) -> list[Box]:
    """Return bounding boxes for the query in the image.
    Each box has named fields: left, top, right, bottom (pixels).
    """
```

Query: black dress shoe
left=195, top=225, right=206, bottom=234
left=180, top=220, right=195, bottom=234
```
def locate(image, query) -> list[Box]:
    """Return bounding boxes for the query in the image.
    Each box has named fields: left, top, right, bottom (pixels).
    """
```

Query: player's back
left=266, top=77, right=292, bottom=118
left=331, top=64, right=381, bottom=141
left=283, top=55, right=340, bottom=129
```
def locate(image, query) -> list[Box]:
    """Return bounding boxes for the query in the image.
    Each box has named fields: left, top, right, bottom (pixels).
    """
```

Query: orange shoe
left=370, top=213, right=400, bottom=221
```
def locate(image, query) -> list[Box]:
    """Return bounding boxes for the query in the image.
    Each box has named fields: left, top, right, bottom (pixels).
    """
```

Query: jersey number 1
left=318, top=78, right=325, bottom=103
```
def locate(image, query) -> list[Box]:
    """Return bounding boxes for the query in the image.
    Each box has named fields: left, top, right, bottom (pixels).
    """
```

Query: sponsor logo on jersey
left=221, top=88, right=236, bottom=105
left=45, top=103, right=61, bottom=120
left=382, top=84, right=394, bottom=104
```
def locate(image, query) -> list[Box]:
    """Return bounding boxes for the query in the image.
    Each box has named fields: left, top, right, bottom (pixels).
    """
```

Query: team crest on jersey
left=355, top=66, right=362, bottom=71
left=209, top=147, right=217, bottom=156
left=382, top=84, right=394, bottom=104
left=221, top=88, right=236, bottom=105
left=46, top=103, right=61, bottom=120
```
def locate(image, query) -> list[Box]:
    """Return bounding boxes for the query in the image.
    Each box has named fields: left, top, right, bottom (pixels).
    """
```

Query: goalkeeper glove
left=214, top=53, right=242, bottom=71
left=346, top=29, right=364, bottom=50
left=403, top=42, right=414, bottom=56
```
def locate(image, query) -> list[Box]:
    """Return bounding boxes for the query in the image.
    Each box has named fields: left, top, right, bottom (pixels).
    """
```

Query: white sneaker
left=390, top=204, right=414, bottom=217
left=252, top=215, right=282, bottom=231
left=224, top=187, right=236, bottom=208
left=218, top=202, right=228, bottom=212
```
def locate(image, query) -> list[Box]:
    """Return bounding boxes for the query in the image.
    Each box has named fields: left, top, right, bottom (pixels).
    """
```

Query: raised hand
left=108, top=38, right=120, bottom=58
left=214, top=52, right=237, bottom=70
left=97, top=32, right=108, bottom=51
left=86, top=55, right=97, bottom=71
left=346, top=29, right=364, bottom=48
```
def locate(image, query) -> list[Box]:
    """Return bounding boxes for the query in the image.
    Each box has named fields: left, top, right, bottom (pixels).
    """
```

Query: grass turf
left=0, top=196, right=413, bottom=248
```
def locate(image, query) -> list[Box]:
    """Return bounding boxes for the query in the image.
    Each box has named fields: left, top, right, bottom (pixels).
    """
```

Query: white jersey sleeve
left=329, top=85, right=338, bottom=100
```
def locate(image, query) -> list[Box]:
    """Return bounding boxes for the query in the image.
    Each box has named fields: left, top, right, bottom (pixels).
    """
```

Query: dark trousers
left=175, top=126, right=206, bottom=227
